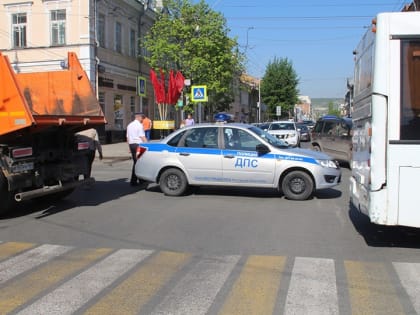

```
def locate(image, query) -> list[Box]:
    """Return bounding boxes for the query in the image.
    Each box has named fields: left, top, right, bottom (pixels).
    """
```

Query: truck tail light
left=136, top=146, right=147, bottom=158
left=77, top=142, right=90, bottom=150
left=12, top=147, right=33, bottom=158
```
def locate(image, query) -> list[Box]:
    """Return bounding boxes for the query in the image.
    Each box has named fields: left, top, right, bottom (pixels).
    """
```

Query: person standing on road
left=142, top=114, right=152, bottom=141
left=126, top=113, right=147, bottom=186
left=185, top=113, right=195, bottom=126
left=76, top=128, right=103, bottom=179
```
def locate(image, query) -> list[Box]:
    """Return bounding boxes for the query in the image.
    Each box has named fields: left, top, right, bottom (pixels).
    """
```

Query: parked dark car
left=311, top=115, right=353, bottom=164
left=296, top=123, right=310, bottom=142
left=302, top=119, right=316, bottom=131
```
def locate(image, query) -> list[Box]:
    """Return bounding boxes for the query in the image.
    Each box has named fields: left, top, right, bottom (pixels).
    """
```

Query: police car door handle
left=224, top=154, right=235, bottom=159
left=179, top=152, right=190, bottom=156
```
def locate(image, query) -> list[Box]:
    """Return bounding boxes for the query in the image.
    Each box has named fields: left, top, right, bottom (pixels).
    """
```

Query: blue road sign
left=137, top=76, right=146, bottom=96
left=191, top=85, right=208, bottom=102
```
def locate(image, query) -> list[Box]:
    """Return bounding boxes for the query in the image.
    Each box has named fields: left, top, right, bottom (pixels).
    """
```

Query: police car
left=134, top=124, right=341, bottom=200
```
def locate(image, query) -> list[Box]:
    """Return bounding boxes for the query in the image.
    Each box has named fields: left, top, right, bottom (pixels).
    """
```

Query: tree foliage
left=327, top=101, right=341, bottom=116
left=260, top=57, right=299, bottom=119
left=143, top=0, right=244, bottom=112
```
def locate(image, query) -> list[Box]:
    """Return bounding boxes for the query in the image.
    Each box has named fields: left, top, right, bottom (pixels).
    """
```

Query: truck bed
left=0, top=52, right=105, bottom=137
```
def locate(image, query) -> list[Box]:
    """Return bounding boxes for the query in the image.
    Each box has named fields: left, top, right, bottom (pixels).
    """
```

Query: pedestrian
left=142, top=114, right=152, bottom=141
left=185, top=113, right=195, bottom=126
left=126, top=113, right=147, bottom=186
left=76, top=128, right=103, bottom=179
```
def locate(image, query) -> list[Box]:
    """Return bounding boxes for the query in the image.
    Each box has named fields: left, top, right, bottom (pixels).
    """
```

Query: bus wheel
left=281, top=171, right=314, bottom=200
left=160, top=168, right=188, bottom=196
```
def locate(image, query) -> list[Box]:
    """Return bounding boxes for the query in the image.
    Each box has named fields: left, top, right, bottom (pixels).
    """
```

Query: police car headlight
left=286, top=133, right=295, bottom=138
left=317, top=159, right=339, bottom=169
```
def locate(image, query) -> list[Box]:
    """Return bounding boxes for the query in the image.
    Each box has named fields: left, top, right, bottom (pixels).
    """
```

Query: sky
left=202, top=0, right=408, bottom=98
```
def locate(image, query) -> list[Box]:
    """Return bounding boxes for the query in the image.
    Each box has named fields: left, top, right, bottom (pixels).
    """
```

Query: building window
left=114, top=95, right=124, bottom=130
left=129, top=29, right=136, bottom=57
left=98, top=92, right=105, bottom=113
left=12, top=13, right=27, bottom=48
left=97, top=14, right=105, bottom=48
left=115, top=22, right=122, bottom=53
left=50, top=9, right=66, bottom=46
left=130, top=96, right=136, bottom=114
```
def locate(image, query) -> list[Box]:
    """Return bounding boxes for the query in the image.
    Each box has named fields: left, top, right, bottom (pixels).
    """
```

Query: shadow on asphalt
left=0, top=178, right=146, bottom=220
left=348, top=203, right=420, bottom=248
left=145, top=184, right=342, bottom=200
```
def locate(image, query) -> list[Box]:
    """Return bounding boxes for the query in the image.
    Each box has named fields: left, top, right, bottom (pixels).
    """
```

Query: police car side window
left=225, top=128, right=262, bottom=151
left=238, top=130, right=262, bottom=151
left=202, top=128, right=218, bottom=148
left=183, top=127, right=217, bottom=148
left=167, top=130, right=187, bottom=147
left=184, top=129, right=202, bottom=147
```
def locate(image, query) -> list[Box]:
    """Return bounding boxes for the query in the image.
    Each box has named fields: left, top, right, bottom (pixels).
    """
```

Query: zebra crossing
left=0, top=241, right=419, bottom=315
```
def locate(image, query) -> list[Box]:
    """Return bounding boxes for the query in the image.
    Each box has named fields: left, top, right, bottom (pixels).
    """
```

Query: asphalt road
left=0, top=156, right=419, bottom=314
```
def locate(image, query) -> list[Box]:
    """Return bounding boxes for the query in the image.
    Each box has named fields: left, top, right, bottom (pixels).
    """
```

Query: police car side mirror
left=256, top=144, right=270, bottom=155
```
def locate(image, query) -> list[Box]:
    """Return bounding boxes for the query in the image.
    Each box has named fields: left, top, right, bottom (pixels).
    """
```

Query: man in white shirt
left=126, top=113, right=147, bottom=186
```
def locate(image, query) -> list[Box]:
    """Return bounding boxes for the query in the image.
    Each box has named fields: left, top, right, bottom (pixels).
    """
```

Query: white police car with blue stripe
left=135, top=123, right=341, bottom=200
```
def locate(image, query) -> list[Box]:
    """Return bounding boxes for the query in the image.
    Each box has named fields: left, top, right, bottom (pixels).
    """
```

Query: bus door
left=388, top=39, right=420, bottom=226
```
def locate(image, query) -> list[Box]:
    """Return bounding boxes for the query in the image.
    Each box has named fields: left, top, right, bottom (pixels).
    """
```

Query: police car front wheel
left=281, top=171, right=314, bottom=200
left=159, top=168, right=188, bottom=196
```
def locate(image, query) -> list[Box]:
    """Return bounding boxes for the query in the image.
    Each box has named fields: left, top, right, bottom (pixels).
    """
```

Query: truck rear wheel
left=0, top=173, right=15, bottom=215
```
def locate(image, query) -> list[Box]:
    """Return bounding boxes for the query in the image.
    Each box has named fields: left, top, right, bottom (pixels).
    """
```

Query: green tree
left=260, top=57, right=299, bottom=120
left=143, top=0, right=244, bottom=114
left=327, top=101, right=341, bottom=116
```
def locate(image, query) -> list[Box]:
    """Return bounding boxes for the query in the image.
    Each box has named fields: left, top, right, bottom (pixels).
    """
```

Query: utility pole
left=258, top=79, right=261, bottom=123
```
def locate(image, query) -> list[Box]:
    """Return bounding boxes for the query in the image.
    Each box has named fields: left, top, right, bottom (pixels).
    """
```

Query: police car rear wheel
left=160, top=168, right=188, bottom=196
left=281, top=171, right=313, bottom=200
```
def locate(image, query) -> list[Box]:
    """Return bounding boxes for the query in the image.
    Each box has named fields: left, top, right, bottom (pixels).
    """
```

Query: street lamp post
left=245, top=26, right=254, bottom=52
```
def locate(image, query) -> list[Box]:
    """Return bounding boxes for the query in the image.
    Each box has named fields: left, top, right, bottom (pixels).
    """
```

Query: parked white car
left=134, top=123, right=341, bottom=200
left=264, top=121, right=300, bottom=147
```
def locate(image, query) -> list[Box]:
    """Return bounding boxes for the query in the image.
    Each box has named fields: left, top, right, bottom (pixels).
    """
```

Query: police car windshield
left=248, top=126, right=289, bottom=148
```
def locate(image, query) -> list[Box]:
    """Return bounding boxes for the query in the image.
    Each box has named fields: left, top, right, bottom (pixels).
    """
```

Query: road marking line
left=0, top=242, right=36, bottom=262
left=0, top=244, right=72, bottom=285
left=0, top=247, right=111, bottom=314
left=150, top=255, right=240, bottom=315
left=393, top=262, right=420, bottom=314
left=16, top=249, right=153, bottom=315
left=345, top=261, right=404, bottom=315
left=285, top=257, right=339, bottom=315
left=84, top=251, right=191, bottom=315
left=219, top=255, right=286, bottom=315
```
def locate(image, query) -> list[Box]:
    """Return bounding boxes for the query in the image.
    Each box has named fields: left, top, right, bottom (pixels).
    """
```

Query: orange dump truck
left=0, top=52, right=106, bottom=214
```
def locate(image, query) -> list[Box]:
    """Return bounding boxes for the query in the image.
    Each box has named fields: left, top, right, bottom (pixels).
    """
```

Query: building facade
left=295, top=95, right=312, bottom=121
left=0, top=0, right=157, bottom=142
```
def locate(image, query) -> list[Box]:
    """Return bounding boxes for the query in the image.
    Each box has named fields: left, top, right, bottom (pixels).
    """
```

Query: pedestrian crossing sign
left=137, top=76, right=146, bottom=97
left=191, top=85, right=208, bottom=102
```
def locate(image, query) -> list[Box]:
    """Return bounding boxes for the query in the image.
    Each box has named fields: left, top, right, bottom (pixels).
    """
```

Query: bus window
left=400, top=40, right=420, bottom=140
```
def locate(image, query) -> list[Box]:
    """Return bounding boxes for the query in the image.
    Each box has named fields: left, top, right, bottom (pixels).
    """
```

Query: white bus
left=350, top=11, right=420, bottom=228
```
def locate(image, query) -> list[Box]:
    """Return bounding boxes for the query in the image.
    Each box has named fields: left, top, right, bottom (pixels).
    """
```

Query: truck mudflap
left=14, top=177, right=94, bottom=202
